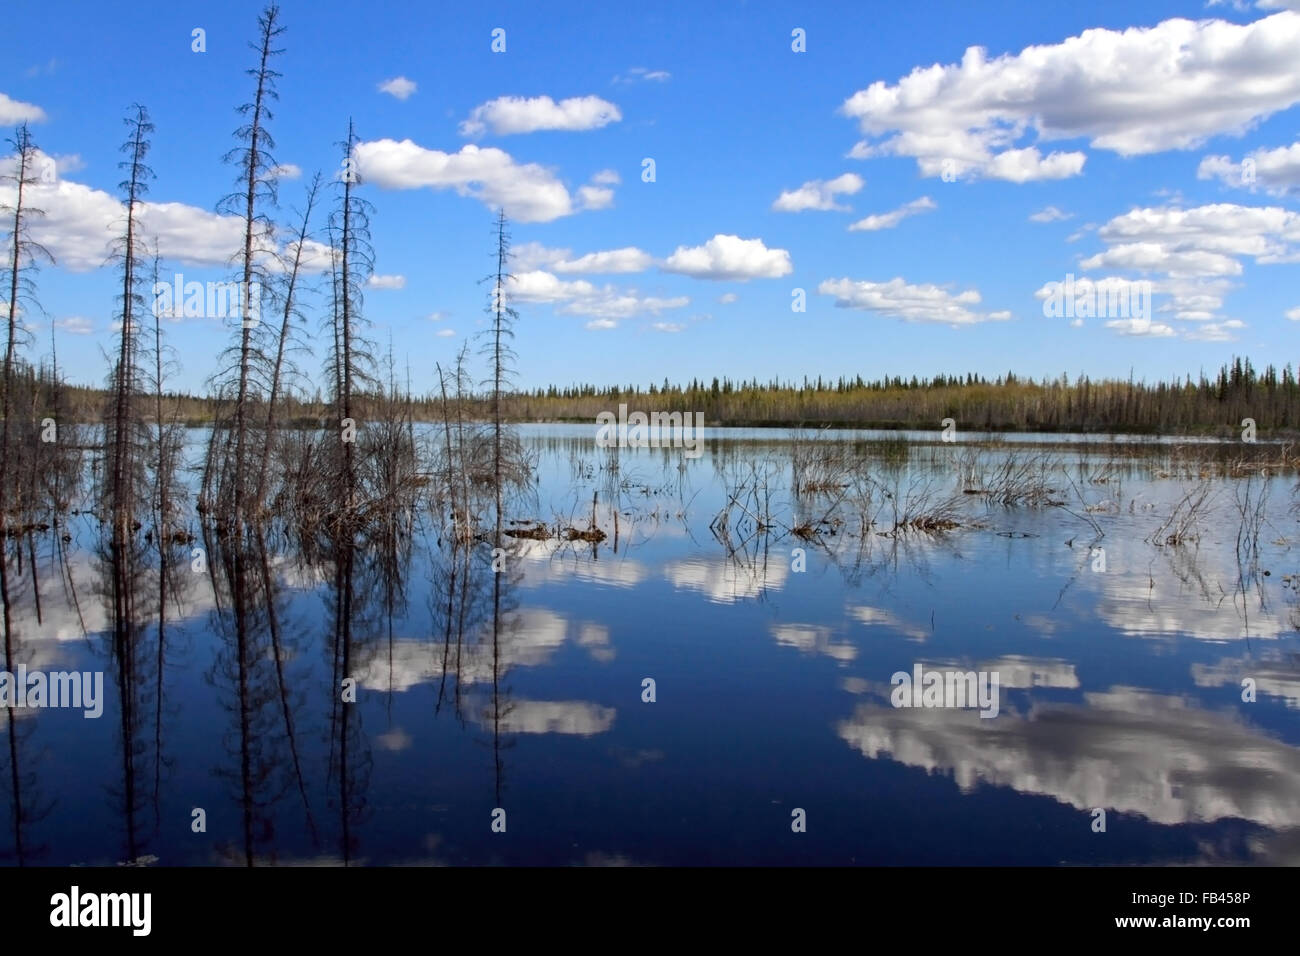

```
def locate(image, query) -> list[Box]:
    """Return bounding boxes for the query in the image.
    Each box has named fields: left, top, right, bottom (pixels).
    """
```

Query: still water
left=3, top=425, right=1298, bottom=865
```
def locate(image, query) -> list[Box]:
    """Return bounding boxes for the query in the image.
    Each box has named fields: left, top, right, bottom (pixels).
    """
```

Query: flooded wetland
left=3, top=425, right=1297, bottom=866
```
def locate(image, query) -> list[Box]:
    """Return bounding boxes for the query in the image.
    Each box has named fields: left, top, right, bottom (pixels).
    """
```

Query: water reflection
left=1, top=426, right=1296, bottom=864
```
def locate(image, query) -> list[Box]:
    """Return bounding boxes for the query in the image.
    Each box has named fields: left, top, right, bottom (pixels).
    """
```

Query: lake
left=2, top=424, right=1298, bottom=865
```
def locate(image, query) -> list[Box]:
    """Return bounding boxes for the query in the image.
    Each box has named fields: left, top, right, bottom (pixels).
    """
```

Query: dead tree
left=104, top=105, right=155, bottom=547
left=324, top=120, right=376, bottom=518
left=257, top=172, right=321, bottom=507
left=211, top=3, right=285, bottom=527
left=0, top=123, right=53, bottom=642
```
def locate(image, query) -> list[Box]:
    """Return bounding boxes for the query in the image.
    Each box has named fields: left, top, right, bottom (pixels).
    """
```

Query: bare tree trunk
left=258, top=173, right=319, bottom=506
left=230, top=4, right=284, bottom=528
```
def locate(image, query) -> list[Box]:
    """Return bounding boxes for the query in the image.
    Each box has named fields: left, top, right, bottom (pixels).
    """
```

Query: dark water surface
left=3, top=426, right=1298, bottom=865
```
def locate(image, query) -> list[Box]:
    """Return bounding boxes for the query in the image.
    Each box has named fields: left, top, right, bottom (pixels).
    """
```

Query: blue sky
left=3, top=0, right=1299, bottom=393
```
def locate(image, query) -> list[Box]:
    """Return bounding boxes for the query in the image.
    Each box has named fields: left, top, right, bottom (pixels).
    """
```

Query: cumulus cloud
left=662, top=234, right=793, bottom=280
left=1183, top=318, right=1246, bottom=341
left=556, top=247, right=653, bottom=274
left=818, top=276, right=1005, bottom=325
left=508, top=243, right=652, bottom=274
left=53, top=316, right=93, bottom=335
left=1081, top=244, right=1242, bottom=278
left=378, top=76, right=417, bottom=100
left=1103, top=317, right=1177, bottom=337
left=269, top=163, right=301, bottom=180
left=507, top=269, right=688, bottom=324
left=577, top=184, right=614, bottom=210
left=0, top=167, right=335, bottom=274
left=719, top=292, right=738, bottom=304
left=0, top=92, right=46, bottom=124
left=1029, top=205, right=1072, bottom=223
left=367, top=274, right=405, bottom=290
left=848, top=196, right=935, bottom=231
left=772, top=173, right=864, bottom=212
left=460, top=95, right=621, bottom=137
left=841, top=11, right=1300, bottom=180
left=510, top=241, right=565, bottom=272
left=1077, top=202, right=1300, bottom=333
left=1287, top=307, right=1300, bottom=320
left=352, top=139, right=577, bottom=222
left=1198, top=141, right=1300, bottom=194
left=1095, top=204, right=1300, bottom=263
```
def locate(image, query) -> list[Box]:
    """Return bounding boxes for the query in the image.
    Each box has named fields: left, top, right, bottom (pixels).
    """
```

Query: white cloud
left=1077, top=202, right=1300, bottom=332
left=555, top=247, right=652, bottom=274
left=53, top=316, right=93, bottom=335
left=848, top=196, right=936, bottom=231
left=1029, top=205, right=1072, bottom=223
left=613, top=67, right=671, bottom=84
left=662, top=234, right=793, bottom=280
left=435, top=328, right=455, bottom=337
left=577, top=184, right=614, bottom=210
left=508, top=269, right=689, bottom=321
left=1103, top=317, right=1176, bottom=337
left=460, top=95, right=621, bottom=137
left=1081, top=244, right=1242, bottom=278
left=28, top=152, right=86, bottom=181
left=0, top=168, right=334, bottom=274
left=508, top=243, right=651, bottom=274
left=378, top=76, right=417, bottom=100
left=269, top=163, right=301, bottom=180
left=367, top=274, right=406, bottom=290
left=352, top=139, right=577, bottom=223
left=427, top=311, right=449, bottom=321
left=985, top=147, right=1085, bottom=183
left=819, top=276, right=1005, bottom=325
left=841, top=12, right=1300, bottom=180
left=651, top=321, right=684, bottom=332
left=0, top=92, right=46, bottom=124
left=1183, top=319, right=1246, bottom=341
left=1287, top=307, right=1300, bottom=320
left=510, top=241, right=566, bottom=271
left=719, top=292, right=738, bottom=304
left=1198, top=141, right=1300, bottom=194
left=591, top=169, right=621, bottom=185
left=586, top=318, right=617, bottom=330
left=772, top=173, right=864, bottom=212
